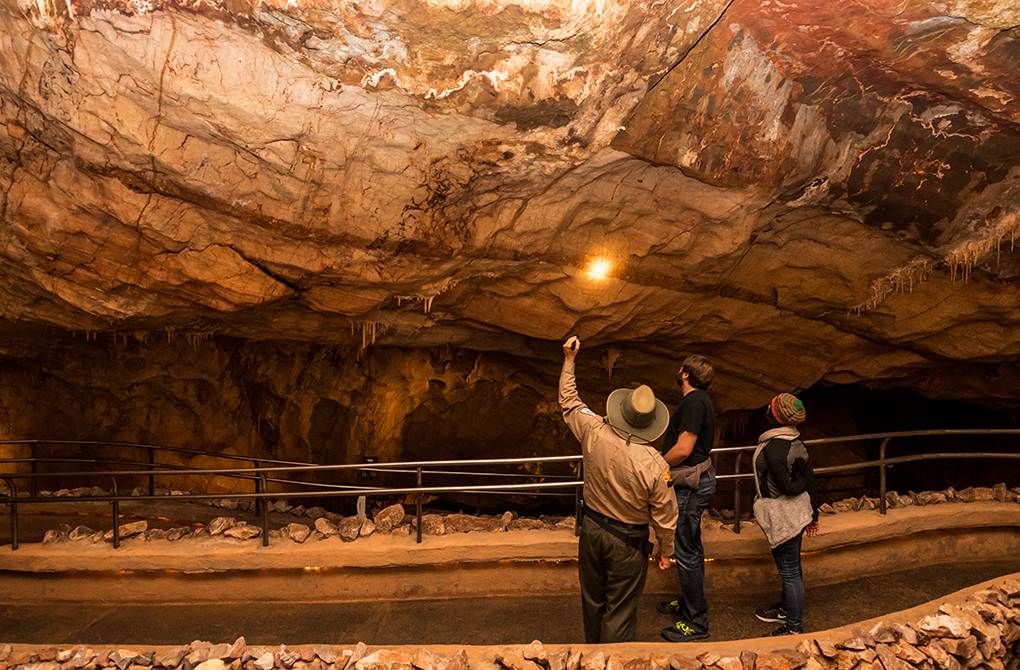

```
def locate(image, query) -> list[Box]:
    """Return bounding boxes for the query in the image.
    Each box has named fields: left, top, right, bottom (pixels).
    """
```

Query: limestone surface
left=0, top=0, right=1018, bottom=461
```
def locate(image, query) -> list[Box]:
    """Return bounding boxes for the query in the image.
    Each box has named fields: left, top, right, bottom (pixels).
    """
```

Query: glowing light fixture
left=585, top=257, right=613, bottom=281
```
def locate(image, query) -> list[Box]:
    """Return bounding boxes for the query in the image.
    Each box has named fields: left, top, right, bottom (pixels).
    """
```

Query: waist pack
left=752, top=444, right=813, bottom=549
left=670, top=457, right=713, bottom=489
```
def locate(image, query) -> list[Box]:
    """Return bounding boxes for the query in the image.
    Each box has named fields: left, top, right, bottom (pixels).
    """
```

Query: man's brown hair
left=682, top=354, right=714, bottom=390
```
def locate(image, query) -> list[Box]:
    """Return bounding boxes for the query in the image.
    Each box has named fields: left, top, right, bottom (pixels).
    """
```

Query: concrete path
left=1, top=560, right=1015, bottom=645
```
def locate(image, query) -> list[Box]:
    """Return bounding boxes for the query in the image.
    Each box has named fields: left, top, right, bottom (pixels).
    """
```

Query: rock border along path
left=15, top=484, right=1020, bottom=550
left=2, top=498, right=1017, bottom=576
left=0, top=575, right=1017, bottom=670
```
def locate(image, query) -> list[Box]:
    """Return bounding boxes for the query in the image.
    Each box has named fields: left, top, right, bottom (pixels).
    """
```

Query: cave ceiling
left=1, top=0, right=1019, bottom=411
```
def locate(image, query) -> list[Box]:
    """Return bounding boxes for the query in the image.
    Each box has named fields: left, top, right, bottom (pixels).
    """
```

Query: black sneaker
left=754, top=605, right=787, bottom=623
left=657, top=599, right=683, bottom=616
left=661, top=620, right=710, bottom=642
left=770, top=623, right=802, bottom=636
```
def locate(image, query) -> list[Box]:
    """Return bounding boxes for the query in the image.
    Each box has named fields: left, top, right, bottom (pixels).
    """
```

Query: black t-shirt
left=661, top=389, right=715, bottom=467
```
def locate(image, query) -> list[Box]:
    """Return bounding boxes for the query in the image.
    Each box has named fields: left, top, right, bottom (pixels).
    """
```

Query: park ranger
left=559, top=335, right=678, bottom=643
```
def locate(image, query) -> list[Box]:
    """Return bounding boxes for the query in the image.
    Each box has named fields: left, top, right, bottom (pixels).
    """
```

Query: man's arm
left=559, top=336, right=601, bottom=443
left=662, top=431, right=698, bottom=466
left=648, top=462, right=678, bottom=558
left=662, top=395, right=707, bottom=466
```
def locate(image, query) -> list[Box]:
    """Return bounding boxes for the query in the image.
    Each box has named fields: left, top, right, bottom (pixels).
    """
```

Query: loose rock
left=69, top=525, right=96, bottom=541
left=338, top=517, right=364, bottom=542
left=224, top=524, right=262, bottom=540
left=919, top=615, right=970, bottom=639
left=208, top=517, right=238, bottom=536
left=167, top=527, right=192, bottom=541
left=195, top=661, right=229, bottom=670
left=314, top=518, right=338, bottom=537
left=284, top=523, right=311, bottom=543
left=355, top=650, right=414, bottom=670
left=155, top=648, right=187, bottom=668
left=522, top=641, right=548, bottom=668
left=372, top=504, right=406, bottom=533
left=415, top=514, right=446, bottom=536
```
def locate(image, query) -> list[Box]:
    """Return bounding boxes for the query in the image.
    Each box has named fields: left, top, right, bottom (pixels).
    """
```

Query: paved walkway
left=1, top=561, right=1016, bottom=645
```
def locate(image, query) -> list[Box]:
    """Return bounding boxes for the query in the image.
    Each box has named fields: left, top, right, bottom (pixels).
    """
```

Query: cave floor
left=1, top=561, right=1016, bottom=645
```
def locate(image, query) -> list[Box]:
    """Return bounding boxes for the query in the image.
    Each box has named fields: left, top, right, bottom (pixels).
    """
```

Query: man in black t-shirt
left=657, top=354, right=716, bottom=642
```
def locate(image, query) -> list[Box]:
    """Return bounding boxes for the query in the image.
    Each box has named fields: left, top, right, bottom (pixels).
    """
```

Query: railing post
left=260, top=472, right=269, bottom=547
left=415, top=466, right=423, bottom=545
left=4, top=478, right=18, bottom=551
left=110, top=477, right=120, bottom=549
left=147, top=448, right=155, bottom=497
left=733, top=452, right=743, bottom=534
left=29, top=444, right=38, bottom=498
left=253, top=459, right=263, bottom=518
left=879, top=437, right=890, bottom=515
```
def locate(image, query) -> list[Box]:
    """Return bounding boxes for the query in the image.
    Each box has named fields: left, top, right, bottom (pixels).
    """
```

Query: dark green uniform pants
left=578, top=514, right=650, bottom=643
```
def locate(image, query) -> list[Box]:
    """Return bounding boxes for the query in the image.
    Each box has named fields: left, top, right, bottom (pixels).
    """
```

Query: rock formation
left=0, top=0, right=1018, bottom=463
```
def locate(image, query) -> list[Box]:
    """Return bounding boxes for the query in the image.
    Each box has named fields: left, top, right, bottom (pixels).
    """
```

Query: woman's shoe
left=755, top=605, right=788, bottom=623
left=770, top=623, right=802, bottom=636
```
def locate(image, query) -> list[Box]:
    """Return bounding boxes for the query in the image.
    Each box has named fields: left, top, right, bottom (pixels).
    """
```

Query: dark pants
left=578, top=515, right=649, bottom=643
left=673, top=468, right=716, bottom=634
left=771, top=530, right=805, bottom=630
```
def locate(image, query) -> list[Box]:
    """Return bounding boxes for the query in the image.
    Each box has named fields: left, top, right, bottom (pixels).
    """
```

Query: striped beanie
left=770, top=393, right=806, bottom=426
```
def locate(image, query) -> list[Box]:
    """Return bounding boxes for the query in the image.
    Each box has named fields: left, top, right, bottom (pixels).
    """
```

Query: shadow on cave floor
left=1, top=560, right=1016, bottom=645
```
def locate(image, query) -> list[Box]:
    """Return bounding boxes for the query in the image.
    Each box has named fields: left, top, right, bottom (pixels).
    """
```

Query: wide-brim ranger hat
left=606, top=385, right=670, bottom=444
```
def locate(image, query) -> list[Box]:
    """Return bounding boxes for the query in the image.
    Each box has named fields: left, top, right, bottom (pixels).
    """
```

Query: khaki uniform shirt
left=559, top=360, right=678, bottom=556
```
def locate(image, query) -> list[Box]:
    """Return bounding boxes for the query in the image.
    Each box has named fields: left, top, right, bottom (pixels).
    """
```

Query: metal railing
left=0, top=439, right=584, bottom=550
left=1, top=429, right=1018, bottom=549
left=718, top=429, right=1020, bottom=533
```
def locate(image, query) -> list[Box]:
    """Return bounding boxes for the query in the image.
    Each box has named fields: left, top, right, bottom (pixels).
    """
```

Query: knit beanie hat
left=770, top=393, right=806, bottom=425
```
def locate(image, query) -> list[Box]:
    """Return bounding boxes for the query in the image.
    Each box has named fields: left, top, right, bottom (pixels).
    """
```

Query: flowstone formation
left=1, top=0, right=1019, bottom=462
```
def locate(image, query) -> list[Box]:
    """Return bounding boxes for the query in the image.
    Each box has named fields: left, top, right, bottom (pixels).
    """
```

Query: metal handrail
left=726, top=429, right=1019, bottom=533
left=2, top=430, right=1017, bottom=548
left=713, top=428, right=1020, bottom=453
left=0, top=439, right=311, bottom=466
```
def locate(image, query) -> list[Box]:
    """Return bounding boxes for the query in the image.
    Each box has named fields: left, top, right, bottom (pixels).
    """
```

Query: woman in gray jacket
left=753, top=393, right=820, bottom=635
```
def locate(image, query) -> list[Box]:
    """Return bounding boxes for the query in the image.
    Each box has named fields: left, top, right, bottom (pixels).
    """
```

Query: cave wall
left=0, top=333, right=584, bottom=481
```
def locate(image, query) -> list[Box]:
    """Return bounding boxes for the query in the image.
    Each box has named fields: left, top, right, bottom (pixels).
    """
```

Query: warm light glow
left=585, top=257, right=613, bottom=281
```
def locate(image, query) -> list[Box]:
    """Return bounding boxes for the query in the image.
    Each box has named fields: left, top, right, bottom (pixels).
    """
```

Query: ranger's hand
left=563, top=336, right=580, bottom=360
left=806, top=520, right=819, bottom=537
left=658, top=554, right=672, bottom=571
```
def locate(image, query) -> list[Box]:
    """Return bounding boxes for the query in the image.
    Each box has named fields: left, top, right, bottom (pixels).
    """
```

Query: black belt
left=584, top=507, right=653, bottom=556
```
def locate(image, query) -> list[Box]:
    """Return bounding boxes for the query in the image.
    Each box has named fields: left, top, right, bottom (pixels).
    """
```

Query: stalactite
left=604, top=347, right=622, bottom=380
left=352, top=320, right=385, bottom=351
left=185, top=331, right=213, bottom=348
left=396, top=294, right=437, bottom=315
left=850, top=259, right=933, bottom=314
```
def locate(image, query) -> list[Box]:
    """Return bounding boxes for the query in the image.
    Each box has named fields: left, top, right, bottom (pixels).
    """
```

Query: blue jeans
left=771, top=531, right=805, bottom=631
left=673, top=468, right=716, bottom=634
